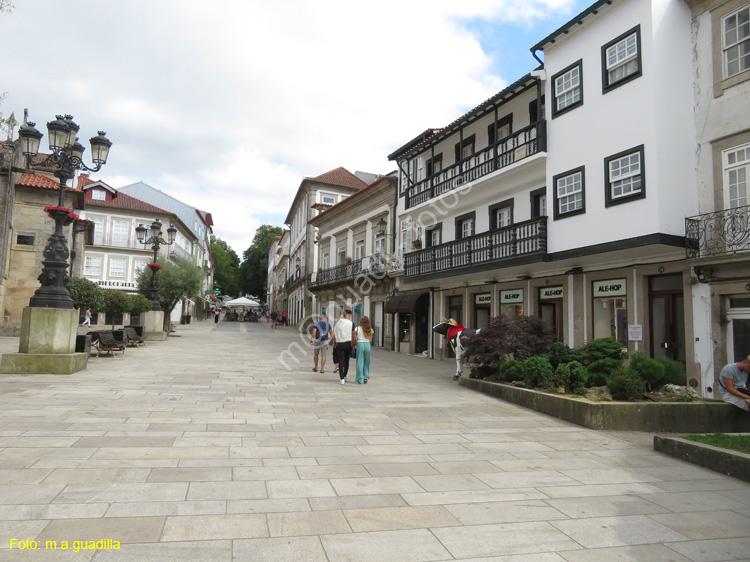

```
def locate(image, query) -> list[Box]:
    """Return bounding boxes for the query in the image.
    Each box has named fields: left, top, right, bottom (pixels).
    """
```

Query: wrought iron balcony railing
left=308, top=259, right=363, bottom=289
left=405, top=120, right=547, bottom=209
left=284, top=267, right=306, bottom=291
left=405, top=217, right=547, bottom=279
left=686, top=205, right=750, bottom=258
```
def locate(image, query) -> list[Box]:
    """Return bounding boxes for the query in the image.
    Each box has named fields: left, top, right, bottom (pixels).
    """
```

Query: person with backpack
left=311, top=314, right=332, bottom=374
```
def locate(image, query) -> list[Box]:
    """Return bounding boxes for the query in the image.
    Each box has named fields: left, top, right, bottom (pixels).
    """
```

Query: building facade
left=307, top=175, right=398, bottom=347
left=283, top=168, right=368, bottom=327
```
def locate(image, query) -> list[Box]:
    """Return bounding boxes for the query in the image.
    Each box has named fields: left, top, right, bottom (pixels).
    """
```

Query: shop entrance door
left=539, top=299, right=563, bottom=341
left=727, top=297, right=750, bottom=363
left=649, top=275, right=685, bottom=362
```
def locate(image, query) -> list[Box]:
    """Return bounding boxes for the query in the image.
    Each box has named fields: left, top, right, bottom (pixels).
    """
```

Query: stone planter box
left=459, top=377, right=750, bottom=432
left=654, top=436, right=750, bottom=483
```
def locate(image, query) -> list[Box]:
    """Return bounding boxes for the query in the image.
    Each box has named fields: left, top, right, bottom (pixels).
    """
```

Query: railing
left=405, top=120, right=547, bottom=209
left=308, top=259, right=363, bottom=289
left=404, top=217, right=547, bottom=278
left=686, top=205, right=750, bottom=258
left=284, top=267, right=305, bottom=291
left=90, top=234, right=144, bottom=250
left=170, top=244, right=193, bottom=262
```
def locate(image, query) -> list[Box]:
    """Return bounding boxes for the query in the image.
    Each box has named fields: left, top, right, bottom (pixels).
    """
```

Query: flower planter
left=459, top=377, right=750, bottom=433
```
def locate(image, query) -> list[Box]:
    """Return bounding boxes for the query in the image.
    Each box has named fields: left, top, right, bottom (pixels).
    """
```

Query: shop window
left=592, top=279, right=628, bottom=346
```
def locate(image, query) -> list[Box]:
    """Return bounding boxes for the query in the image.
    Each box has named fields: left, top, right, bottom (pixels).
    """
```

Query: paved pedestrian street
left=1, top=320, right=750, bottom=561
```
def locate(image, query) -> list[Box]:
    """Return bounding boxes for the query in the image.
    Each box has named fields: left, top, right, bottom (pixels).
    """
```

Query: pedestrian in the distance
left=311, top=314, right=332, bottom=374
left=354, top=316, right=373, bottom=384
left=331, top=309, right=353, bottom=384
left=81, top=306, right=92, bottom=326
left=214, top=309, right=220, bottom=324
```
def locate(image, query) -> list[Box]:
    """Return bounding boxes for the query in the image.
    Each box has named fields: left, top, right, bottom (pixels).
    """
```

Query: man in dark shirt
left=311, top=314, right=332, bottom=373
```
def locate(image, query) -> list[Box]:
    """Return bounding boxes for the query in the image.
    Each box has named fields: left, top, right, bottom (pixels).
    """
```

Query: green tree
left=240, top=224, right=283, bottom=300
left=101, top=290, right=131, bottom=329
left=66, top=277, right=103, bottom=311
left=128, top=294, right=152, bottom=324
left=210, top=236, right=240, bottom=298
left=137, top=258, right=204, bottom=331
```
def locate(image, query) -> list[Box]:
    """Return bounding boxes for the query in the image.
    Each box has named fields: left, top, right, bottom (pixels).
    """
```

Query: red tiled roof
left=311, top=203, right=333, bottom=211
left=17, top=173, right=62, bottom=190
left=309, top=172, right=397, bottom=225
left=77, top=176, right=96, bottom=189
left=307, top=167, right=367, bottom=189
left=86, top=191, right=169, bottom=214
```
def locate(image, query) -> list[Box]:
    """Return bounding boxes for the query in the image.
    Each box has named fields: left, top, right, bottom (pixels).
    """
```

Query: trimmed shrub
left=547, top=342, right=575, bottom=368
left=523, top=356, right=555, bottom=390
left=574, top=337, right=627, bottom=367
left=470, top=364, right=498, bottom=380
left=656, top=357, right=686, bottom=386
left=628, top=351, right=666, bottom=391
left=607, top=367, right=646, bottom=401
left=498, top=359, right=527, bottom=383
left=464, top=315, right=555, bottom=365
left=586, top=357, right=623, bottom=387
left=554, top=360, right=587, bottom=394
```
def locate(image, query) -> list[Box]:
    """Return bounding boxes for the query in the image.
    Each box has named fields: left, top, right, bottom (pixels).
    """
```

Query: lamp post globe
left=17, top=115, right=112, bottom=309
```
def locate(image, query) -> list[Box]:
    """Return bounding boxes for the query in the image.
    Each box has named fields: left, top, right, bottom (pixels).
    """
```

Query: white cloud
left=4, top=0, right=577, bottom=254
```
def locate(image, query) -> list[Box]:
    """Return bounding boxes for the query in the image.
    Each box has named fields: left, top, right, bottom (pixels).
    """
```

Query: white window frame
left=604, top=28, right=640, bottom=89
left=91, top=189, right=106, bottom=201
left=322, top=252, right=330, bottom=270
left=431, top=229, right=441, bottom=247
left=354, top=240, right=364, bottom=261
left=338, top=245, right=346, bottom=265
left=609, top=152, right=642, bottom=199
left=555, top=169, right=584, bottom=217
left=134, top=259, right=149, bottom=277
left=112, top=220, right=129, bottom=247
left=401, top=218, right=412, bottom=254
left=723, top=4, right=750, bottom=78
left=724, top=142, right=750, bottom=209
left=461, top=219, right=474, bottom=239
left=84, top=256, right=101, bottom=276
left=553, top=61, right=582, bottom=115
left=539, top=195, right=547, bottom=217
left=92, top=217, right=105, bottom=245
left=109, top=257, right=127, bottom=278
left=374, top=236, right=384, bottom=256
left=495, top=207, right=511, bottom=229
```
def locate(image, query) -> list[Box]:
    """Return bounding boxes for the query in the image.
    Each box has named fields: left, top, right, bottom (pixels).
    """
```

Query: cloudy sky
left=2, top=0, right=588, bottom=255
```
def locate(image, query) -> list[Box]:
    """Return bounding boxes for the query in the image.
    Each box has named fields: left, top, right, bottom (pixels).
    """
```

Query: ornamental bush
left=554, top=360, right=587, bottom=394
left=656, top=357, right=686, bottom=386
left=101, top=290, right=131, bottom=329
left=66, top=277, right=103, bottom=311
left=574, top=337, right=628, bottom=366
left=628, top=351, right=666, bottom=391
left=523, top=356, right=555, bottom=390
left=497, top=359, right=527, bottom=383
left=586, top=357, right=623, bottom=387
left=464, top=314, right=555, bottom=365
left=607, top=367, right=646, bottom=401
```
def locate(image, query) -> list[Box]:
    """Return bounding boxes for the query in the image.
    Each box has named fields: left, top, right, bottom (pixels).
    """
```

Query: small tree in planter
left=128, top=294, right=152, bottom=326
left=464, top=314, right=555, bottom=366
left=412, top=239, right=423, bottom=250
left=101, top=290, right=131, bottom=329
left=345, top=257, right=353, bottom=265
left=66, top=277, right=103, bottom=314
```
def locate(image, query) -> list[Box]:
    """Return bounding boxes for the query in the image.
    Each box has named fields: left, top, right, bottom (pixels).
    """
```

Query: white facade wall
left=543, top=0, right=696, bottom=253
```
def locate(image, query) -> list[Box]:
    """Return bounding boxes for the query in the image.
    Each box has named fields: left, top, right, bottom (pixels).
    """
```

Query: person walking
left=331, top=309, right=353, bottom=384
left=311, top=314, right=332, bottom=374
left=214, top=308, right=220, bottom=324
left=353, top=316, right=373, bottom=384
left=81, top=306, right=92, bottom=327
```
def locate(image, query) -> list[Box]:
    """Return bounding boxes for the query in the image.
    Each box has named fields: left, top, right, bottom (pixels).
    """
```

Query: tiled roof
left=311, top=203, right=333, bottom=211
left=307, top=167, right=367, bottom=189
left=87, top=191, right=169, bottom=214
left=78, top=176, right=96, bottom=189
left=17, top=173, right=62, bottom=190
left=309, top=172, right=397, bottom=225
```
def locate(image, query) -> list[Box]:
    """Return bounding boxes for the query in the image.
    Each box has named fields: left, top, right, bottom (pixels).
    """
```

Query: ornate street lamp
left=135, top=219, right=177, bottom=311
left=18, top=116, right=112, bottom=309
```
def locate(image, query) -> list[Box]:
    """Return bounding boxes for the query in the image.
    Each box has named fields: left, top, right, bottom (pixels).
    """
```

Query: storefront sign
left=500, top=290, right=524, bottom=304
left=540, top=287, right=564, bottom=299
left=628, top=325, right=643, bottom=341
left=593, top=279, right=627, bottom=297
left=96, top=280, right=137, bottom=290
left=475, top=294, right=492, bottom=305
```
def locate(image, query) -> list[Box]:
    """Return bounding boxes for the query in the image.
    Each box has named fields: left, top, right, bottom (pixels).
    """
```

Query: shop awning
left=384, top=292, right=429, bottom=314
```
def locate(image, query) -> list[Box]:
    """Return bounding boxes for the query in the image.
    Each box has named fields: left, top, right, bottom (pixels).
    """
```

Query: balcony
left=89, top=234, right=145, bottom=250
left=686, top=205, right=750, bottom=258
left=405, top=120, right=547, bottom=209
left=404, top=217, right=547, bottom=280
left=308, top=260, right=363, bottom=290
left=284, top=267, right=306, bottom=291
left=169, top=244, right=193, bottom=262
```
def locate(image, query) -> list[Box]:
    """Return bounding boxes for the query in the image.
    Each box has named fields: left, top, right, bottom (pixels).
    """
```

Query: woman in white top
left=353, top=316, right=373, bottom=384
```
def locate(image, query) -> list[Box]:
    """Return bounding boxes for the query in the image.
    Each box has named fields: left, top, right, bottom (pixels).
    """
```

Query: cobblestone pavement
left=1, top=319, right=749, bottom=561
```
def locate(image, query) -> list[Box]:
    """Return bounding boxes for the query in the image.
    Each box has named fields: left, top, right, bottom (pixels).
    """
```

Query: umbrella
left=225, top=297, right=261, bottom=308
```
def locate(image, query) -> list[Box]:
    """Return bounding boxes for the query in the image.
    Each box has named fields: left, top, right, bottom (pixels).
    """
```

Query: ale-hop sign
left=475, top=294, right=492, bottom=305
left=500, top=289, right=524, bottom=304
left=540, top=286, right=564, bottom=299
left=593, top=279, right=627, bottom=297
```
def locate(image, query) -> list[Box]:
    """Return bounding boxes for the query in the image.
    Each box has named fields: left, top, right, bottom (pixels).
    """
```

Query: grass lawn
left=684, top=433, right=750, bottom=454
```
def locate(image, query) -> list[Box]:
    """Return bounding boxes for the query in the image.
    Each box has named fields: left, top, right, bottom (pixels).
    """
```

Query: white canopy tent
left=224, top=297, right=261, bottom=308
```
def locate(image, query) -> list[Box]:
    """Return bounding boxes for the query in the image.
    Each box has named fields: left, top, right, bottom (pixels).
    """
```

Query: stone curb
left=653, top=435, right=750, bottom=483
left=458, top=377, right=750, bottom=432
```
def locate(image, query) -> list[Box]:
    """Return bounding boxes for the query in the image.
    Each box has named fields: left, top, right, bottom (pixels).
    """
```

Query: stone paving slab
left=1, top=320, right=750, bottom=560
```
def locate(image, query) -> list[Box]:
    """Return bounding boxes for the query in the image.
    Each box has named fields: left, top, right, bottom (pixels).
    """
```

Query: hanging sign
left=540, top=286, right=564, bottom=299
left=500, top=289, right=524, bottom=304
left=593, top=279, right=627, bottom=297
left=475, top=294, right=492, bottom=305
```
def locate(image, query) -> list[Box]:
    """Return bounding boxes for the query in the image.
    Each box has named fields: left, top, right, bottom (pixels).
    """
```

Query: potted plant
left=412, top=239, right=423, bottom=250
left=345, top=256, right=353, bottom=265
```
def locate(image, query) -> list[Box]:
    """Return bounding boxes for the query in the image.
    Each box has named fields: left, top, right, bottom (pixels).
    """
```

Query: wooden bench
left=89, top=330, right=126, bottom=358
left=123, top=326, right=146, bottom=347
